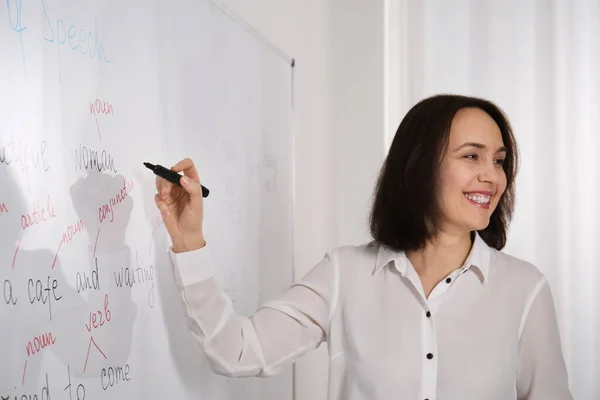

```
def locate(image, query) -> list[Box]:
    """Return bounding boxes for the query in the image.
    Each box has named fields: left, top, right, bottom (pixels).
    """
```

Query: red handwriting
left=85, top=294, right=111, bottom=332
left=20, top=195, right=57, bottom=230
left=62, top=219, right=84, bottom=244
left=26, top=331, right=57, bottom=357
left=89, top=99, right=114, bottom=116
left=81, top=294, right=111, bottom=373
left=51, top=242, right=62, bottom=270
left=51, top=219, right=84, bottom=269
left=90, top=98, right=113, bottom=143
left=22, top=360, right=27, bottom=385
left=99, top=178, right=134, bottom=223
left=83, top=336, right=107, bottom=373
left=12, top=237, right=22, bottom=269
left=93, top=228, right=101, bottom=257
left=23, top=332, right=57, bottom=384
left=0, top=203, right=7, bottom=213
left=96, top=118, right=102, bottom=142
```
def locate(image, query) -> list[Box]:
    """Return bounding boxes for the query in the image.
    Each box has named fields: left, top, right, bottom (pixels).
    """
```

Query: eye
left=463, top=154, right=478, bottom=160
left=494, top=158, right=506, bottom=166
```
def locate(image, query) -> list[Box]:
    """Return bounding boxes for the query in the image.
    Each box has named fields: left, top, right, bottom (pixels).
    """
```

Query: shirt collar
left=373, top=232, right=491, bottom=283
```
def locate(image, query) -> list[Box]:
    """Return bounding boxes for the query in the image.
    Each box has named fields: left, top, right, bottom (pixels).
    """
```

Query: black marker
left=144, top=162, right=209, bottom=198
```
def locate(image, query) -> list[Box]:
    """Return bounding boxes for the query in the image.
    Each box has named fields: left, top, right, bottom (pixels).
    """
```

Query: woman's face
left=438, top=107, right=508, bottom=235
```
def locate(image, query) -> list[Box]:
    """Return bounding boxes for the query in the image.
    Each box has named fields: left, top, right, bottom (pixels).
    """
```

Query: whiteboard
left=0, top=0, right=294, bottom=399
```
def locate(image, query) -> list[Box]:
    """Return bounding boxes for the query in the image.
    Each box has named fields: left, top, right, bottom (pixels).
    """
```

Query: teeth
left=465, top=193, right=490, bottom=204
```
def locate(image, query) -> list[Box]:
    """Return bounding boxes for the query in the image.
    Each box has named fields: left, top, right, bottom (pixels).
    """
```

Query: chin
left=470, top=220, right=491, bottom=231
left=463, top=216, right=491, bottom=232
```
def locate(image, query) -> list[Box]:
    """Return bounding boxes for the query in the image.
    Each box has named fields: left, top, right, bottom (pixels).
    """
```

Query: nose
left=477, top=159, right=499, bottom=184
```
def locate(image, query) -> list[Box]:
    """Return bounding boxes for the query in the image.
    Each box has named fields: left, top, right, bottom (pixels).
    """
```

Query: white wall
left=330, top=0, right=386, bottom=246
left=212, top=1, right=387, bottom=399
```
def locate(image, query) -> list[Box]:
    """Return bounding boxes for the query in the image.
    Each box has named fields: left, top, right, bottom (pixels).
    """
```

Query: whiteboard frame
left=204, top=2, right=298, bottom=399
left=208, top=0, right=295, bottom=67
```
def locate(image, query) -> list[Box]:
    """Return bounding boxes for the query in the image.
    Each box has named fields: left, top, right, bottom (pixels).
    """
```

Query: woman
left=154, top=94, right=573, bottom=399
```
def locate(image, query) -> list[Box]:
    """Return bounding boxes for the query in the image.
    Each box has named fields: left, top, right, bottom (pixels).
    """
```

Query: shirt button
left=426, top=311, right=431, bottom=318
left=426, top=353, right=434, bottom=359
left=445, top=277, right=452, bottom=283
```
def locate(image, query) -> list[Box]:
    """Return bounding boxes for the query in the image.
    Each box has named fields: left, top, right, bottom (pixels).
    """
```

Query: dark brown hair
left=369, top=94, right=519, bottom=251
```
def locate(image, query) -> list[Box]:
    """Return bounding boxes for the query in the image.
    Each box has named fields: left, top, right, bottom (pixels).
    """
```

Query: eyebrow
left=454, top=142, right=507, bottom=153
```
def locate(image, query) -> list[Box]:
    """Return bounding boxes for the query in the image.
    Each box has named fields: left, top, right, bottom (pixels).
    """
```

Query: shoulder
left=311, top=243, right=381, bottom=282
left=488, top=249, right=548, bottom=299
left=322, top=243, right=387, bottom=291
left=491, top=250, right=544, bottom=280
left=327, top=242, right=380, bottom=270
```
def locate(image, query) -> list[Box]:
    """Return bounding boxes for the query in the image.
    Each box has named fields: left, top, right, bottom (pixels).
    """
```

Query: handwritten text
left=0, top=139, right=50, bottom=172
left=41, top=0, right=111, bottom=80
left=90, top=99, right=114, bottom=116
left=76, top=258, right=100, bottom=293
left=28, top=276, right=61, bottom=321
left=114, top=264, right=154, bottom=288
left=64, top=365, right=87, bottom=400
left=99, top=179, right=134, bottom=223
left=20, top=195, right=57, bottom=230
left=3, top=279, right=18, bottom=305
left=26, top=331, right=57, bottom=357
left=72, top=144, right=118, bottom=172
left=101, top=364, right=131, bottom=391
left=6, top=0, right=28, bottom=76
left=52, top=219, right=84, bottom=269
left=85, top=294, right=111, bottom=332
left=62, top=219, right=84, bottom=244
left=1, top=373, right=51, bottom=400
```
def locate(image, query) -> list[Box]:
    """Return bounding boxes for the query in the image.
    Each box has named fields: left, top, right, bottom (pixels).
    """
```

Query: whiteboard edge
left=290, top=59, right=297, bottom=400
left=206, top=3, right=297, bottom=398
left=207, top=0, right=295, bottom=67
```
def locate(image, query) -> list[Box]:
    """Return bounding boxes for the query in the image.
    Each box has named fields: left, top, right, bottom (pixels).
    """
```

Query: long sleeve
left=516, top=278, right=573, bottom=400
left=168, top=246, right=338, bottom=378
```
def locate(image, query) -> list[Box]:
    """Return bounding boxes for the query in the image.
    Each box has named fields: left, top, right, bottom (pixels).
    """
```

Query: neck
left=406, top=231, right=474, bottom=277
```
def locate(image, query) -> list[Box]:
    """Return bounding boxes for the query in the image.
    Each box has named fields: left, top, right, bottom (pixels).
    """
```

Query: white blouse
left=168, top=233, right=573, bottom=400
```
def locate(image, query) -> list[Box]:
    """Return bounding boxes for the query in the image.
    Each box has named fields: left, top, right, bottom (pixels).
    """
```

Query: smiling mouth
left=464, top=193, right=491, bottom=209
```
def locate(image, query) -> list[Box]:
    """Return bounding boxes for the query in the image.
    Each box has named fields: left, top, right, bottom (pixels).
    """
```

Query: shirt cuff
left=168, top=245, right=215, bottom=285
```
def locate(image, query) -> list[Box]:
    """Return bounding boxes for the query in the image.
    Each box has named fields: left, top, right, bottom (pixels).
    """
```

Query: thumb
left=180, top=176, right=203, bottom=209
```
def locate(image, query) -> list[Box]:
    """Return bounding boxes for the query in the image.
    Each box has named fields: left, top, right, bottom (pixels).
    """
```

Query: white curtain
left=385, top=1, right=600, bottom=398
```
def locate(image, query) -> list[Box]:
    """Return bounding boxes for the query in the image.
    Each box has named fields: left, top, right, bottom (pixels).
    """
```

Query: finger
left=155, top=194, right=177, bottom=230
left=154, top=194, right=170, bottom=217
left=179, top=175, right=203, bottom=208
left=155, top=176, right=173, bottom=199
left=171, top=158, right=200, bottom=181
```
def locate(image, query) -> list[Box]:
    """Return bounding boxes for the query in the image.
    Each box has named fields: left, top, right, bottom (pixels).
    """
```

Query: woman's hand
left=154, top=158, right=206, bottom=253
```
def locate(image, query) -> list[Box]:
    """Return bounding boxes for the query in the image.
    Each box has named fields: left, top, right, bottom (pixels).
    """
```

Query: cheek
left=441, top=165, right=470, bottom=192
left=440, top=184, right=467, bottom=212
left=498, top=173, right=508, bottom=195
left=493, top=174, right=508, bottom=206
